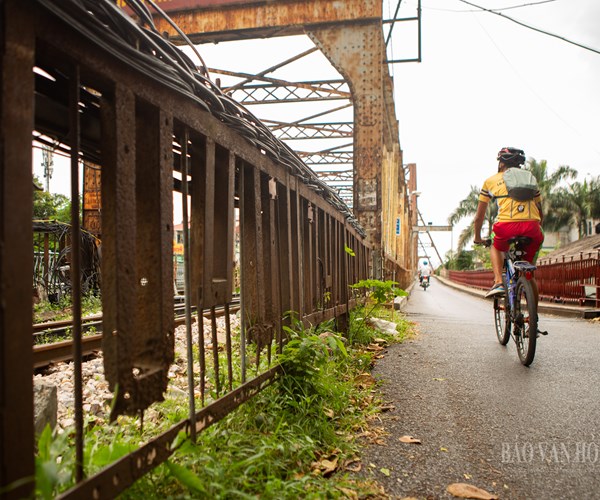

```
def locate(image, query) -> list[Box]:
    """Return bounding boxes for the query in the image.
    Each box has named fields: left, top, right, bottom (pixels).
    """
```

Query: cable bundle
left=35, top=0, right=365, bottom=236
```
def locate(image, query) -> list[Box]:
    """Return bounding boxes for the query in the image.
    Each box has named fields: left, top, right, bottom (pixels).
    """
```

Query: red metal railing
left=447, top=250, right=600, bottom=308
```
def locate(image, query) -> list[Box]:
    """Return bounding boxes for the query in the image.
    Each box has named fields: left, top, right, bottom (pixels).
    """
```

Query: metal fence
left=446, top=250, right=600, bottom=308
left=0, top=1, right=394, bottom=498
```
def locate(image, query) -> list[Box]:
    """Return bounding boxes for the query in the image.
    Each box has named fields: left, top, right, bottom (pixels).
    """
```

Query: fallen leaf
left=464, top=473, right=472, bottom=480
left=380, top=467, right=391, bottom=476
left=373, top=338, right=388, bottom=344
left=354, top=373, right=376, bottom=387
left=399, top=435, right=421, bottom=444
left=440, top=447, right=448, bottom=452
left=380, top=404, right=396, bottom=412
left=345, top=461, right=362, bottom=472
left=433, top=377, right=446, bottom=381
left=324, top=408, right=335, bottom=418
left=320, top=458, right=338, bottom=476
left=446, top=483, right=498, bottom=499
left=337, top=487, right=358, bottom=499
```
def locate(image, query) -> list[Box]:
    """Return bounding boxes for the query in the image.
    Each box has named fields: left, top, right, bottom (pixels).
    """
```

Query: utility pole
left=41, top=145, right=54, bottom=192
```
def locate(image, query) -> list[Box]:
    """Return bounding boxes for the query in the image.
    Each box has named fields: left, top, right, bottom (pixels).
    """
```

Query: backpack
left=499, top=168, right=539, bottom=201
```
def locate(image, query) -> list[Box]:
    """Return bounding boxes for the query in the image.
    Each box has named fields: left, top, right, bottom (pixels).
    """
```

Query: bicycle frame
left=493, top=236, right=540, bottom=366
left=504, top=251, right=537, bottom=322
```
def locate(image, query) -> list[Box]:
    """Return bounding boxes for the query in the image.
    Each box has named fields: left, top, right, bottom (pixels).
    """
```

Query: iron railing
left=446, top=250, right=600, bottom=308
left=0, top=1, right=394, bottom=498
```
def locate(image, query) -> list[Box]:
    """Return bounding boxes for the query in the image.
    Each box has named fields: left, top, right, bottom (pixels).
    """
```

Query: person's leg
left=490, top=245, right=504, bottom=285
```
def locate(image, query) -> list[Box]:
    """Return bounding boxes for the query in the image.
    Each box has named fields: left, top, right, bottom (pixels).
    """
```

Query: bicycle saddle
left=507, top=236, right=532, bottom=247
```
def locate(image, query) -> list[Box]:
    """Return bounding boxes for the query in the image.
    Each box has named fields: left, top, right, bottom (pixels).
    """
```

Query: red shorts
left=491, top=221, right=544, bottom=263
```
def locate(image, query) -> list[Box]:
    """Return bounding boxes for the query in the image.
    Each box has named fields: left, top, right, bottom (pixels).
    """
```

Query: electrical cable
left=33, top=0, right=364, bottom=235
left=457, top=0, right=600, bottom=55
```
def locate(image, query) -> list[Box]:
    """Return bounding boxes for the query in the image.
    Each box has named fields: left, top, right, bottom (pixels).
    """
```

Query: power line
left=470, top=12, right=600, bottom=159
left=422, top=0, right=558, bottom=13
left=457, top=0, right=600, bottom=56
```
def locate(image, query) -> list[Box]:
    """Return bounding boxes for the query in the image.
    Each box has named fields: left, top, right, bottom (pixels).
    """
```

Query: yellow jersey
left=478, top=170, right=542, bottom=222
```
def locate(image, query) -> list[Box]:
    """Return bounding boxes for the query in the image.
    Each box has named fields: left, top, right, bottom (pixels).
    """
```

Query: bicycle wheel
left=514, top=277, right=538, bottom=366
left=493, top=295, right=511, bottom=345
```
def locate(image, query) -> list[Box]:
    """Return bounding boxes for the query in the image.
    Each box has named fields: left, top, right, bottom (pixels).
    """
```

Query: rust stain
left=156, top=0, right=382, bottom=37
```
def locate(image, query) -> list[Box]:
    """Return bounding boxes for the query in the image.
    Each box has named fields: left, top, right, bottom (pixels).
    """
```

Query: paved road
left=361, top=277, right=600, bottom=499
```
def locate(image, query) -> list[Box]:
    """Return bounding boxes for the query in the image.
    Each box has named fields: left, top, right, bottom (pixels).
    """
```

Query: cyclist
left=473, top=147, right=544, bottom=298
left=418, top=259, right=432, bottom=284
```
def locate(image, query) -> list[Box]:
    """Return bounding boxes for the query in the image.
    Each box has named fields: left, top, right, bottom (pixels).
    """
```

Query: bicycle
left=478, top=237, right=545, bottom=366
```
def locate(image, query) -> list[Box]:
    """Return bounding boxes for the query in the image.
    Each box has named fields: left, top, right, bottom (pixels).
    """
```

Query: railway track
left=33, top=301, right=240, bottom=370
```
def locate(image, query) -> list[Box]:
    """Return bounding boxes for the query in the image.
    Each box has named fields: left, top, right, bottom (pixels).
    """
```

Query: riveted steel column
left=309, top=22, right=384, bottom=276
left=0, top=1, right=34, bottom=497
left=132, top=103, right=174, bottom=415
left=101, top=85, right=137, bottom=419
left=102, top=96, right=174, bottom=419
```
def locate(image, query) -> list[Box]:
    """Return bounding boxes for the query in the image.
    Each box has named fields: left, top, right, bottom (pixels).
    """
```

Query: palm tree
left=550, top=176, right=600, bottom=237
left=447, top=159, right=578, bottom=252
left=526, top=158, right=577, bottom=231
left=447, top=185, right=497, bottom=251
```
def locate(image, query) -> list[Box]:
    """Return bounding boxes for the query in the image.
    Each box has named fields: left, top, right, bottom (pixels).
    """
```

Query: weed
left=35, top=304, right=414, bottom=498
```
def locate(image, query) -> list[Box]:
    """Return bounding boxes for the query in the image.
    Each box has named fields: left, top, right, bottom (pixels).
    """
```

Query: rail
left=446, top=250, right=600, bottom=308
left=0, top=1, right=386, bottom=498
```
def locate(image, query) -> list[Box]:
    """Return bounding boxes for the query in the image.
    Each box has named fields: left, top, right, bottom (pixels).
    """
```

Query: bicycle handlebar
left=473, top=239, right=492, bottom=248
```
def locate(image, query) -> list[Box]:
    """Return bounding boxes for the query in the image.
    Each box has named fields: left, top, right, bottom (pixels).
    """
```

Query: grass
left=34, top=300, right=414, bottom=499
left=33, top=292, right=102, bottom=324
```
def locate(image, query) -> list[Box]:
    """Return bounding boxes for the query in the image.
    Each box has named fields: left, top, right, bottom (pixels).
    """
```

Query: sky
left=34, top=0, right=600, bottom=267
left=390, top=0, right=600, bottom=265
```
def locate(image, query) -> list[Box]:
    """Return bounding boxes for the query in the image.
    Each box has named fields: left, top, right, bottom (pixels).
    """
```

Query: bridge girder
left=154, top=0, right=412, bottom=277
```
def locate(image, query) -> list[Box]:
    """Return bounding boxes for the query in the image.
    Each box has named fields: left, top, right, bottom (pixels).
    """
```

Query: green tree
left=447, top=159, right=579, bottom=254
left=33, top=175, right=70, bottom=222
left=447, top=185, right=497, bottom=252
left=527, top=158, right=577, bottom=232
left=550, top=176, right=600, bottom=237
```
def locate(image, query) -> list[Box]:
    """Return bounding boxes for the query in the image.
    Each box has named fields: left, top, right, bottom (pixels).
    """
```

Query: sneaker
left=485, top=283, right=506, bottom=298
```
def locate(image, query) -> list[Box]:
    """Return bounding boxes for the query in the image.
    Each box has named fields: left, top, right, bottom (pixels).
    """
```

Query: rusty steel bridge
left=1, top=0, right=423, bottom=497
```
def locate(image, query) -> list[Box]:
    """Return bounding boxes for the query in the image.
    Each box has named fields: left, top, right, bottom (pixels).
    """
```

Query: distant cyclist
left=473, top=147, right=544, bottom=298
left=418, top=259, right=433, bottom=284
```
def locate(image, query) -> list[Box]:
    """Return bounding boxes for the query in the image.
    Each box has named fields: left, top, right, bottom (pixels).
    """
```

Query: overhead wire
left=426, top=0, right=558, bottom=13
left=457, top=0, right=600, bottom=55
left=470, top=10, right=600, bottom=159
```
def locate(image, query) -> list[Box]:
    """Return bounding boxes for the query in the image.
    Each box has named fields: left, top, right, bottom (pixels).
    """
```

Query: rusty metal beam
left=265, top=121, right=352, bottom=141
left=155, top=0, right=382, bottom=43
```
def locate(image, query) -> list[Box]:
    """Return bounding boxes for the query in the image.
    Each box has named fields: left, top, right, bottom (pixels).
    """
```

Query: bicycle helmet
left=497, top=147, right=525, bottom=167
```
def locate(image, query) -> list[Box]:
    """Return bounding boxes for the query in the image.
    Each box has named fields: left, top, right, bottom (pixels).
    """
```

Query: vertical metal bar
left=417, top=0, right=422, bottom=62
left=199, top=314, right=206, bottom=406
left=238, top=163, right=247, bottom=382
left=189, top=133, right=206, bottom=402
left=180, top=128, right=196, bottom=442
left=284, top=183, right=294, bottom=320
left=1, top=1, right=35, bottom=495
left=224, top=303, right=233, bottom=391
left=306, top=203, right=314, bottom=313
left=210, top=306, right=220, bottom=396
left=44, top=233, right=50, bottom=291
left=296, top=194, right=304, bottom=317
left=69, top=64, right=84, bottom=483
